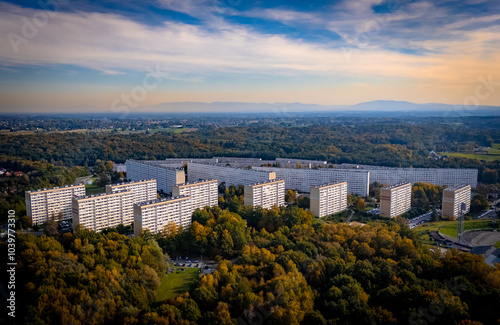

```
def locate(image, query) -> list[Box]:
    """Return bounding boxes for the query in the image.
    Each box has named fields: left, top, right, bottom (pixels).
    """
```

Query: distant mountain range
left=4, top=100, right=500, bottom=115
left=142, top=100, right=500, bottom=115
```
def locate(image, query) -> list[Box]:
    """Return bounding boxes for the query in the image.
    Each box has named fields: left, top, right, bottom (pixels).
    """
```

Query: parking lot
left=409, top=210, right=436, bottom=229
left=170, top=257, right=217, bottom=274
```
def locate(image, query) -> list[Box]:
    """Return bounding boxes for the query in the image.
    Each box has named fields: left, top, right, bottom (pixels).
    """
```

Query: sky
left=0, top=0, right=499, bottom=113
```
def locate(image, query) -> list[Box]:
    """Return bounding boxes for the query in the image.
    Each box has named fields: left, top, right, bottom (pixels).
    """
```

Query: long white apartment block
left=72, top=190, right=134, bottom=232
left=244, top=179, right=285, bottom=209
left=172, top=179, right=218, bottom=211
left=442, top=184, right=471, bottom=220
left=380, top=183, right=412, bottom=218
left=337, top=164, right=478, bottom=187
left=126, top=160, right=185, bottom=194
left=26, top=184, right=86, bottom=225
left=310, top=182, right=348, bottom=218
left=188, top=162, right=276, bottom=187
left=134, top=196, right=192, bottom=236
left=106, top=179, right=157, bottom=204
left=252, top=166, right=370, bottom=196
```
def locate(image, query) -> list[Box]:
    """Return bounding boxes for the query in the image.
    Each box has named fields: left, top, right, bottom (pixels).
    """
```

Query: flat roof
left=444, top=184, right=471, bottom=192
left=26, top=184, right=85, bottom=194
left=74, top=190, right=133, bottom=201
left=135, top=195, right=191, bottom=207
left=188, top=162, right=275, bottom=173
left=176, top=179, right=217, bottom=187
left=108, top=179, right=156, bottom=186
left=245, top=179, right=285, bottom=187
left=311, top=181, right=348, bottom=189
left=382, top=182, right=412, bottom=190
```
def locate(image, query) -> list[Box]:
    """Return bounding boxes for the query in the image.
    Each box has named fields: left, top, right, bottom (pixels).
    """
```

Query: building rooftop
left=74, top=189, right=132, bottom=200
left=189, top=162, right=274, bottom=173
left=383, top=182, right=412, bottom=190
left=246, top=179, right=285, bottom=187
left=311, top=181, right=348, bottom=189
left=135, top=195, right=190, bottom=206
left=444, top=184, right=471, bottom=192
left=177, top=179, right=217, bottom=187
left=108, top=179, right=156, bottom=186
left=26, top=184, right=85, bottom=193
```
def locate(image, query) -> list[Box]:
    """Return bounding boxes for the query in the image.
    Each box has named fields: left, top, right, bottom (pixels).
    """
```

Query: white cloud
left=0, top=2, right=498, bottom=87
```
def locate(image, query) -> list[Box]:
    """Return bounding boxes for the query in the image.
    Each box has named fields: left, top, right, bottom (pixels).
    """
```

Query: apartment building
left=106, top=179, right=157, bottom=204
left=337, top=164, right=478, bottom=187
left=72, top=190, right=134, bottom=232
left=126, top=160, right=185, bottom=194
left=188, top=162, right=276, bottom=187
left=380, top=183, right=412, bottom=218
left=172, top=179, right=218, bottom=211
left=442, top=184, right=471, bottom=220
left=244, top=179, right=285, bottom=209
left=134, top=196, right=192, bottom=236
left=26, top=184, right=86, bottom=225
left=252, top=166, right=370, bottom=196
left=310, top=182, right=348, bottom=218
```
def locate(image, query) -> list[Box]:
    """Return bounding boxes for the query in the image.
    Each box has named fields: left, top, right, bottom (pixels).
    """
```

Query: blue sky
left=0, top=0, right=499, bottom=112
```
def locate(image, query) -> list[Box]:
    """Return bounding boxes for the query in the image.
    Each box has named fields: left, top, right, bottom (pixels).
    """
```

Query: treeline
left=1, top=122, right=499, bottom=183
left=0, top=155, right=89, bottom=224
left=8, top=205, right=500, bottom=324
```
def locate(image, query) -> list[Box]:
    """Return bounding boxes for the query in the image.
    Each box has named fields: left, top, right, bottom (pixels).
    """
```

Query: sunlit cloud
left=0, top=0, right=499, bottom=111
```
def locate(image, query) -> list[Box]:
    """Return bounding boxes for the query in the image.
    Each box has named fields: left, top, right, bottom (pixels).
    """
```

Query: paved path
left=345, top=210, right=355, bottom=224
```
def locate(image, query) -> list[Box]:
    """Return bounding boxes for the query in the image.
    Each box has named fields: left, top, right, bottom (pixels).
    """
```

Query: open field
left=156, top=267, right=200, bottom=302
left=116, top=127, right=197, bottom=135
left=439, top=143, right=500, bottom=161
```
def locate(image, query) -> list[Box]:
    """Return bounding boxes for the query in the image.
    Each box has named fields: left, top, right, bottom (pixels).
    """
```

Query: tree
left=356, top=198, right=365, bottom=210
left=285, top=190, right=297, bottom=204
left=470, top=194, right=489, bottom=212
left=44, top=218, right=58, bottom=236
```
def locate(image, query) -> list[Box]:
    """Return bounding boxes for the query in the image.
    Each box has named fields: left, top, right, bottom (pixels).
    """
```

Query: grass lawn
left=495, top=241, right=500, bottom=249
left=439, top=143, right=500, bottom=161
left=85, top=177, right=105, bottom=195
left=412, top=219, right=495, bottom=242
left=438, top=219, right=495, bottom=238
left=156, top=267, right=200, bottom=302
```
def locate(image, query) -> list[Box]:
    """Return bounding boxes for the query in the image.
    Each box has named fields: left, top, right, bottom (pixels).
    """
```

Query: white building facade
left=380, top=183, right=412, bottom=218
left=442, top=184, right=471, bottom=220
left=134, top=196, right=192, bottom=236
left=172, top=179, right=218, bottom=211
left=310, top=182, right=348, bottom=218
left=252, top=166, right=370, bottom=196
left=188, top=162, right=276, bottom=187
left=106, top=179, right=157, bottom=204
left=26, top=184, right=86, bottom=225
left=244, top=179, right=285, bottom=209
left=337, top=164, right=478, bottom=187
left=72, top=190, right=134, bottom=232
left=126, top=160, right=185, bottom=194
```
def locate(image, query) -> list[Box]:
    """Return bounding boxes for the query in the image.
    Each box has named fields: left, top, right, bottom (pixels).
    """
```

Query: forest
left=4, top=203, right=500, bottom=325
left=1, top=118, right=499, bottom=184
left=1, top=115, right=500, bottom=324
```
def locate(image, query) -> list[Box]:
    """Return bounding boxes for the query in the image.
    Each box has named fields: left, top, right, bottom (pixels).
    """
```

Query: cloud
left=0, top=1, right=499, bottom=110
